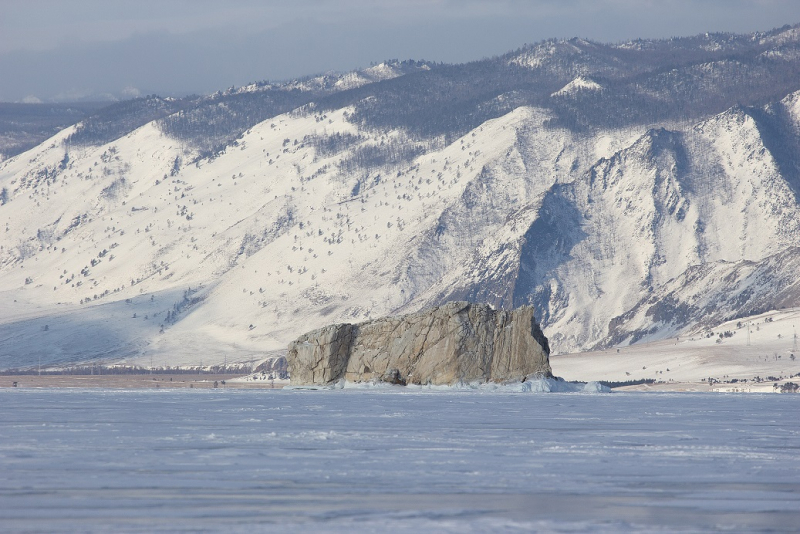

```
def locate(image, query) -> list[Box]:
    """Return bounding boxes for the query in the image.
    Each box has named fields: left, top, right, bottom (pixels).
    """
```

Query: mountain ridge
left=2, top=25, right=800, bottom=369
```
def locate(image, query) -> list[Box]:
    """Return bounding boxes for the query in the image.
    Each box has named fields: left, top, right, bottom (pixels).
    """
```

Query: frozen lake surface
left=1, top=388, right=799, bottom=532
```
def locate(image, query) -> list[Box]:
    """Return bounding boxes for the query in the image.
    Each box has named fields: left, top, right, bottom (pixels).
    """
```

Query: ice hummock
left=284, top=377, right=611, bottom=393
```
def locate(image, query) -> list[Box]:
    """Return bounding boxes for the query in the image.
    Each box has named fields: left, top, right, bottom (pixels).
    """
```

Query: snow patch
left=551, top=76, right=603, bottom=97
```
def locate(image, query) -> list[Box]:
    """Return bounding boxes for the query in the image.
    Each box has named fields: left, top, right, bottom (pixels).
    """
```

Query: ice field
left=1, top=388, right=799, bottom=532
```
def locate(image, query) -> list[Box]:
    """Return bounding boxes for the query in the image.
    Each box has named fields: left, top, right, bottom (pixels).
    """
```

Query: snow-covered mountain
left=2, top=25, right=800, bottom=369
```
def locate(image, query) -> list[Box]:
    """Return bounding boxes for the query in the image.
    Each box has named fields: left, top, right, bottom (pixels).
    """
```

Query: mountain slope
left=512, top=102, right=800, bottom=351
left=3, top=26, right=800, bottom=369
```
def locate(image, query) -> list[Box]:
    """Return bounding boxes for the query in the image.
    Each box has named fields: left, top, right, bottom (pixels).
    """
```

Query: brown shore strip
left=1, top=374, right=284, bottom=389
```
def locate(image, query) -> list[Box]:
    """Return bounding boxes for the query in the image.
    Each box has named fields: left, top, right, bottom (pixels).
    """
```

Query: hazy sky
left=2, top=0, right=800, bottom=102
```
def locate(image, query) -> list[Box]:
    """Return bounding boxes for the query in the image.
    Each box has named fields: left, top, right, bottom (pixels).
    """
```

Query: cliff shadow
left=512, top=183, right=588, bottom=325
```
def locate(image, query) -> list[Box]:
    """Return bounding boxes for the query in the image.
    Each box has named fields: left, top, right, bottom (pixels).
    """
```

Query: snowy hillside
left=2, top=25, right=800, bottom=369
left=555, top=306, right=800, bottom=390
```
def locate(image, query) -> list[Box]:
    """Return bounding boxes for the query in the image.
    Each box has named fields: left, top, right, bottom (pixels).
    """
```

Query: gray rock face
left=287, top=302, right=551, bottom=386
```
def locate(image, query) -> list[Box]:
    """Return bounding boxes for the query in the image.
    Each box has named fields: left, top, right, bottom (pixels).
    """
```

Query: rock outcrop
left=287, top=302, right=551, bottom=386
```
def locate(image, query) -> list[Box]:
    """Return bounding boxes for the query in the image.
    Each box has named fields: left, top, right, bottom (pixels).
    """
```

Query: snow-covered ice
left=1, top=389, right=798, bottom=532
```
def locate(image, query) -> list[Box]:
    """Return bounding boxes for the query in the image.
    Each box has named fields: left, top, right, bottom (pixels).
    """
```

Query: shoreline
left=614, top=381, right=790, bottom=393
left=0, top=373, right=285, bottom=389
left=1, top=373, right=795, bottom=392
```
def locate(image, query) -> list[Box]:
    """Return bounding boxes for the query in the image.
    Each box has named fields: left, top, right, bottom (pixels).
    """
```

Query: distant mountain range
left=2, top=24, right=800, bottom=369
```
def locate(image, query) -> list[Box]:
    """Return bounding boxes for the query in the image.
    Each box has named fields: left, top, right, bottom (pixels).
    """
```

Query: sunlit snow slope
left=3, top=27, right=800, bottom=369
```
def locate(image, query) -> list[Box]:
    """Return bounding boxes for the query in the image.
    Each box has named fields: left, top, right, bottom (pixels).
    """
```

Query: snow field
left=553, top=307, right=800, bottom=388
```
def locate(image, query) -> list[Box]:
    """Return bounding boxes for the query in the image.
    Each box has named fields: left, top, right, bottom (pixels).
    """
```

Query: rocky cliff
left=287, top=302, right=551, bottom=386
